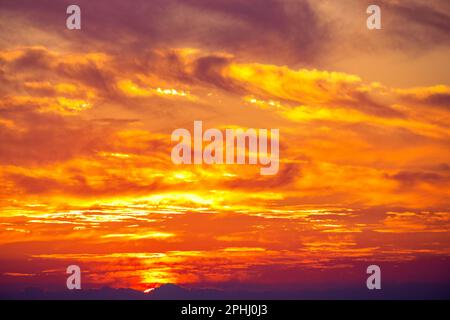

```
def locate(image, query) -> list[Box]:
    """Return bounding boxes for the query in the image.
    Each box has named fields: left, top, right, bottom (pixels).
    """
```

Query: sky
left=0, top=0, right=449, bottom=296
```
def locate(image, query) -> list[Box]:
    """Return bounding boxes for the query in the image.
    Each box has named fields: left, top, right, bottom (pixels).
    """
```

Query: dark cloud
left=337, top=91, right=405, bottom=118
left=379, top=0, right=450, bottom=46
left=1, top=0, right=449, bottom=67
left=386, top=170, right=448, bottom=187
left=422, top=93, right=450, bottom=109
left=405, top=92, right=450, bottom=110
left=0, top=108, right=114, bottom=165
left=0, top=0, right=330, bottom=64
left=179, top=0, right=327, bottom=62
left=396, top=87, right=450, bottom=111
left=10, top=47, right=53, bottom=71
left=224, top=162, right=300, bottom=190
left=192, top=55, right=241, bottom=91
left=56, top=59, right=113, bottom=95
left=6, top=173, right=61, bottom=194
left=6, top=170, right=172, bottom=197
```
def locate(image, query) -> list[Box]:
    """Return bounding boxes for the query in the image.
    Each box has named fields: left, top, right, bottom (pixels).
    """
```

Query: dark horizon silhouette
left=1, top=282, right=450, bottom=300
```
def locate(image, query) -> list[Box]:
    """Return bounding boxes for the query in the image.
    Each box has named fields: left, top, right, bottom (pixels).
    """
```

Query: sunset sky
left=0, top=0, right=449, bottom=296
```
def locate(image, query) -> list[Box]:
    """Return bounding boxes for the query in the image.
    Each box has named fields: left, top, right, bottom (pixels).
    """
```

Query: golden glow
left=0, top=34, right=449, bottom=292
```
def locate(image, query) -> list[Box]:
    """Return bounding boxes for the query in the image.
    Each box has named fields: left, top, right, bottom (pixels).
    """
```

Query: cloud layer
left=0, top=0, right=449, bottom=293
